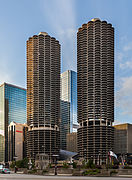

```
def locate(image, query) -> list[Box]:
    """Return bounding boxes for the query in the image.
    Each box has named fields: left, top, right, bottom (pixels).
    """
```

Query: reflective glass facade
left=60, top=70, right=78, bottom=150
left=0, top=85, right=4, bottom=162
left=0, top=83, right=26, bottom=163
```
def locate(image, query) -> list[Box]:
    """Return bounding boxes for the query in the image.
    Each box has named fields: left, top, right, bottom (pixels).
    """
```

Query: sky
left=0, top=0, right=132, bottom=124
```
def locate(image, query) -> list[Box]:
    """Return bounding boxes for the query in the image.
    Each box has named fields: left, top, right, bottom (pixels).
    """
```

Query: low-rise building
left=8, top=121, right=28, bottom=162
left=114, top=123, right=132, bottom=154
left=66, top=132, right=77, bottom=152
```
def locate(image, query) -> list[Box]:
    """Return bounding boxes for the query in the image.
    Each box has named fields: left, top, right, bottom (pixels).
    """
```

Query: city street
left=0, top=174, right=131, bottom=180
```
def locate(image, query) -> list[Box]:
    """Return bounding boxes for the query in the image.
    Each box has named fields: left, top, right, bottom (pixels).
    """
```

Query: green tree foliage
left=10, top=158, right=29, bottom=168
left=72, top=161, right=77, bottom=168
left=82, top=169, right=100, bottom=176
left=63, top=162, right=69, bottom=168
left=10, top=161, right=15, bottom=168
left=85, top=160, right=95, bottom=169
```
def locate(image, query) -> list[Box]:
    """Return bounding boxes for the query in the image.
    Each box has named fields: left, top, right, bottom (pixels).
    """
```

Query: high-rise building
left=27, top=32, right=60, bottom=161
left=0, top=83, right=26, bottom=163
left=77, top=18, right=114, bottom=164
left=114, top=123, right=132, bottom=154
left=60, top=70, right=78, bottom=150
left=8, top=122, right=28, bottom=162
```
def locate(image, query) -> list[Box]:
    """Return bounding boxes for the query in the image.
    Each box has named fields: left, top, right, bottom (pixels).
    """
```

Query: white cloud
left=119, top=60, right=132, bottom=69
left=119, top=76, right=132, bottom=95
left=118, top=39, right=132, bottom=70
left=0, top=71, right=12, bottom=84
left=116, top=76, right=132, bottom=116
left=120, top=35, right=128, bottom=42
left=0, top=55, right=14, bottom=85
left=116, top=52, right=124, bottom=62
left=113, top=120, right=123, bottom=125
left=123, top=42, right=132, bottom=51
left=41, top=0, right=77, bottom=72
left=116, top=37, right=132, bottom=120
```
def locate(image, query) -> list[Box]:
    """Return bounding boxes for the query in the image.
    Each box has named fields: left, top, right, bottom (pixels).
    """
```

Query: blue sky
left=0, top=0, right=132, bottom=124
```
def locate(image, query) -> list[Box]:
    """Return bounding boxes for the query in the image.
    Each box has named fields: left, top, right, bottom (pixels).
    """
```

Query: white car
left=0, top=168, right=10, bottom=174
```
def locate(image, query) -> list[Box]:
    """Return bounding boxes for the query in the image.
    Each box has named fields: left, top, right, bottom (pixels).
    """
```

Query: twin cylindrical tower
left=27, top=32, right=60, bottom=160
left=77, top=18, right=114, bottom=164
left=27, top=18, right=114, bottom=164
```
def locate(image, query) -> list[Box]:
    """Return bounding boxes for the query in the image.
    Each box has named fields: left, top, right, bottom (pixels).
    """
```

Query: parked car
left=0, top=168, right=10, bottom=174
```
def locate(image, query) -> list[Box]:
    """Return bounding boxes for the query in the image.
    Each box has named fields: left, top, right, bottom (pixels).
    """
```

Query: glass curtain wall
left=60, top=70, right=78, bottom=150
left=0, top=83, right=26, bottom=163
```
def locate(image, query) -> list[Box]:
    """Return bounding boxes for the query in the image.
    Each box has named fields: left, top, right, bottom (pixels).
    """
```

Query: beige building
left=66, top=132, right=77, bottom=152
left=114, top=123, right=132, bottom=154
left=8, top=122, right=28, bottom=161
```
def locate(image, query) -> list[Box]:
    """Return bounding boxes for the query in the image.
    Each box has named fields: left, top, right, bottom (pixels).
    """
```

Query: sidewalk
left=119, top=175, right=132, bottom=177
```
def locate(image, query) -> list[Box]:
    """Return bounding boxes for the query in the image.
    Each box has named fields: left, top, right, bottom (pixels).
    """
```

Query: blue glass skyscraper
left=0, top=83, right=26, bottom=163
left=60, top=70, right=78, bottom=150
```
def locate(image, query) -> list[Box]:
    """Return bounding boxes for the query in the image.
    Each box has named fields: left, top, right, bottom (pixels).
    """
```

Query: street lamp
left=84, top=149, right=87, bottom=162
left=102, top=151, right=105, bottom=165
left=52, top=155, right=59, bottom=175
left=14, top=155, right=18, bottom=173
left=125, top=154, right=127, bottom=165
left=91, top=155, right=93, bottom=162
left=98, top=151, right=101, bottom=166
